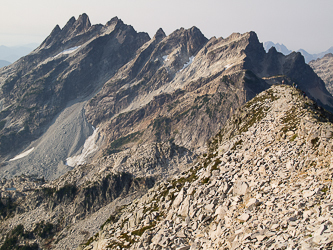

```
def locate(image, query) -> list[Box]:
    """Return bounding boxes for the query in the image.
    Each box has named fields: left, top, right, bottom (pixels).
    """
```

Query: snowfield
left=9, top=147, right=34, bottom=161
left=55, top=46, right=81, bottom=58
left=180, top=56, right=195, bottom=71
left=66, top=127, right=99, bottom=167
left=162, top=55, right=169, bottom=61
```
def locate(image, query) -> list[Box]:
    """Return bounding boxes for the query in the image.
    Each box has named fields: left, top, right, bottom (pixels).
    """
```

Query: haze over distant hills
left=264, top=41, right=333, bottom=63
left=0, top=43, right=39, bottom=64
left=0, top=60, right=11, bottom=68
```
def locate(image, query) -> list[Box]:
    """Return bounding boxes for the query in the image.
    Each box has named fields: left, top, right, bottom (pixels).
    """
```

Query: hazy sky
left=1, top=0, right=332, bottom=53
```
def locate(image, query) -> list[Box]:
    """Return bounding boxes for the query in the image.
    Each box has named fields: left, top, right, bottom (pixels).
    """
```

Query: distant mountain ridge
left=0, top=44, right=38, bottom=63
left=0, top=60, right=11, bottom=68
left=0, top=14, right=332, bottom=181
left=264, top=41, right=333, bottom=63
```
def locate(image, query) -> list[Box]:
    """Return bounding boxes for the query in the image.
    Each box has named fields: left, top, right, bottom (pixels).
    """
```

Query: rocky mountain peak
left=59, top=13, right=92, bottom=43
left=62, top=16, right=76, bottom=31
left=324, top=52, right=333, bottom=59
left=106, top=16, right=120, bottom=26
left=50, top=24, right=61, bottom=36
left=153, top=28, right=166, bottom=41
left=267, top=46, right=278, bottom=54
left=73, top=13, right=91, bottom=32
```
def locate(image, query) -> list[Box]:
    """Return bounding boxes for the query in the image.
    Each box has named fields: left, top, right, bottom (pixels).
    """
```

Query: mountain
left=0, top=44, right=38, bottom=63
left=1, top=14, right=332, bottom=182
left=264, top=41, right=333, bottom=63
left=309, top=53, right=333, bottom=95
left=0, top=60, right=11, bottom=68
left=0, top=14, right=333, bottom=249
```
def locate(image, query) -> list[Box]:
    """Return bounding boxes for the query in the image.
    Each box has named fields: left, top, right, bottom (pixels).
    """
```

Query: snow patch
left=66, top=127, right=99, bottom=167
left=180, top=56, right=195, bottom=71
left=55, top=46, right=81, bottom=58
left=9, top=147, right=34, bottom=161
left=225, top=64, right=233, bottom=69
left=162, top=55, right=169, bottom=61
left=37, top=46, right=81, bottom=67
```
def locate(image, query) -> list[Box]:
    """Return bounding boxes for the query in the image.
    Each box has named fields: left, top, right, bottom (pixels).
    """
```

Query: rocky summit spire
left=62, top=16, right=76, bottom=33
left=106, top=16, right=119, bottom=25
left=74, top=13, right=91, bottom=33
left=153, top=28, right=166, bottom=42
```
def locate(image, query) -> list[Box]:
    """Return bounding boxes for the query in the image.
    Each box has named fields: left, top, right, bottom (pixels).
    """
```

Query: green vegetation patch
left=105, top=131, right=143, bottom=155
left=131, top=221, right=156, bottom=236
left=290, top=134, right=298, bottom=141
left=0, top=222, right=58, bottom=250
left=281, top=107, right=300, bottom=133
left=231, top=139, right=243, bottom=151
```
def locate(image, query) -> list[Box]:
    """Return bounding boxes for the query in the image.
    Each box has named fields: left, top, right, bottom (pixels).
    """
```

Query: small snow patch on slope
left=180, top=56, right=195, bottom=71
left=225, top=64, right=233, bottom=69
left=66, top=127, right=99, bottom=167
left=55, top=46, right=81, bottom=58
left=162, top=55, right=169, bottom=61
left=9, top=148, right=34, bottom=161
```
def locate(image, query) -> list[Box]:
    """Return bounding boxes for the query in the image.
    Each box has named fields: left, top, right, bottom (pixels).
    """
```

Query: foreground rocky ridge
left=82, top=85, right=333, bottom=250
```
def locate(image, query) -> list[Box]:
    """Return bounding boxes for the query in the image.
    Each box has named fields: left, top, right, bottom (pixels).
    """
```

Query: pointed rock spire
left=40, top=24, right=61, bottom=47
left=106, top=16, right=120, bottom=27
left=62, top=16, right=76, bottom=32
left=153, top=28, right=166, bottom=42
left=74, top=13, right=91, bottom=32
left=268, top=46, right=278, bottom=54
